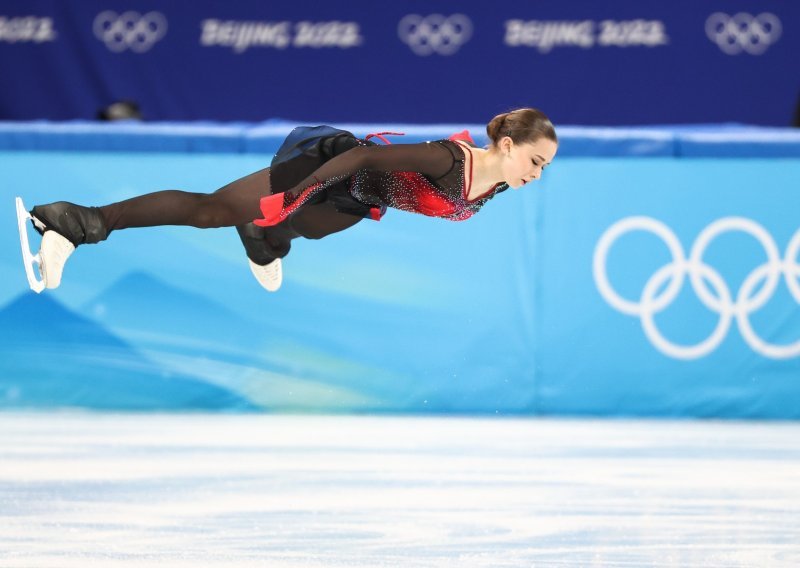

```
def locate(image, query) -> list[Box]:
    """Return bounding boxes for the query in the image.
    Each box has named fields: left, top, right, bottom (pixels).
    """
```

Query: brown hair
left=486, top=108, right=557, bottom=147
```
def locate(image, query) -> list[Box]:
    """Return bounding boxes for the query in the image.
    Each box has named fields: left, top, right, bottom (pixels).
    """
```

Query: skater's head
left=486, top=108, right=558, bottom=189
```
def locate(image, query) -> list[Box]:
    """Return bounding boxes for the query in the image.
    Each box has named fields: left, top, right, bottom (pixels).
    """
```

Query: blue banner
left=0, top=0, right=797, bottom=125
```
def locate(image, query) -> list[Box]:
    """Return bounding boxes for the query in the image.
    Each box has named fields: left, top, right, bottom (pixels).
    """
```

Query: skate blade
left=15, top=197, right=46, bottom=293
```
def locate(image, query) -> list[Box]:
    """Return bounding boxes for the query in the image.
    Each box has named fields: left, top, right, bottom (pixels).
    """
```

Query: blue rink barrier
left=2, top=121, right=800, bottom=157
left=0, top=123, right=798, bottom=417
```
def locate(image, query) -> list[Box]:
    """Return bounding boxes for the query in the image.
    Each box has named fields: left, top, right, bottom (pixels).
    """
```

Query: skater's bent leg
left=236, top=220, right=298, bottom=265
left=237, top=202, right=363, bottom=267
left=289, top=201, right=363, bottom=240
left=100, top=168, right=270, bottom=232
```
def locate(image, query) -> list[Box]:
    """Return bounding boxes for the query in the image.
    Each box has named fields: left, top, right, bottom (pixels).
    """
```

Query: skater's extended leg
left=100, top=168, right=269, bottom=232
left=27, top=167, right=271, bottom=290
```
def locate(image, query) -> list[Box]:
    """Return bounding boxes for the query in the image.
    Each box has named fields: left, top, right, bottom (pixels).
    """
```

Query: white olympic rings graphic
left=397, top=14, right=472, bottom=56
left=93, top=11, right=167, bottom=53
left=705, top=12, right=781, bottom=55
left=593, top=216, right=800, bottom=360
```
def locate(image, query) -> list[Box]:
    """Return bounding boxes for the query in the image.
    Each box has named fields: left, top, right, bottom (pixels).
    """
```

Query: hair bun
left=485, top=108, right=557, bottom=146
left=486, top=112, right=509, bottom=144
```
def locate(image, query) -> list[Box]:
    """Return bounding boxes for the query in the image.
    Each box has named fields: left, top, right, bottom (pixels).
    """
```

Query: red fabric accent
left=365, top=131, right=405, bottom=145
left=448, top=129, right=476, bottom=145
left=253, top=184, right=321, bottom=227
left=415, top=184, right=457, bottom=216
left=369, top=207, right=382, bottom=221
left=391, top=171, right=457, bottom=217
left=253, top=193, right=284, bottom=227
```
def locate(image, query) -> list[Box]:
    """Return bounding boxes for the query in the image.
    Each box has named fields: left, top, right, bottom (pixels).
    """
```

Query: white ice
left=1, top=413, right=799, bottom=567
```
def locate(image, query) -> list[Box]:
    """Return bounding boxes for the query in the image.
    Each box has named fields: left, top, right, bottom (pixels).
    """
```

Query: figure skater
left=17, top=108, right=557, bottom=293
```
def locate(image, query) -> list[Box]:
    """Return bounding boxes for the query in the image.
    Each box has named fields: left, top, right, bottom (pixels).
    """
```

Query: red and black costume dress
left=38, top=125, right=510, bottom=265
left=255, top=125, right=509, bottom=228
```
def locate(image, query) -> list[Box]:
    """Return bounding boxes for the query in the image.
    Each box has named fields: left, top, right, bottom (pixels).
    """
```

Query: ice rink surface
left=1, top=413, right=799, bottom=567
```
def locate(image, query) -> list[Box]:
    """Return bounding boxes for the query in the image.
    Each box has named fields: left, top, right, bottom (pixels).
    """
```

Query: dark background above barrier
left=0, top=0, right=798, bottom=126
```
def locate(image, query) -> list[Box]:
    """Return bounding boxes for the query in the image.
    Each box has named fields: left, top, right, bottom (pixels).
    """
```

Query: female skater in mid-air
left=17, top=107, right=557, bottom=293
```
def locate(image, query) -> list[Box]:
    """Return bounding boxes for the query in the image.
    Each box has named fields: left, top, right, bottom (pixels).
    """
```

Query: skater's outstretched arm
left=285, top=142, right=456, bottom=198
left=253, top=142, right=458, bottom=226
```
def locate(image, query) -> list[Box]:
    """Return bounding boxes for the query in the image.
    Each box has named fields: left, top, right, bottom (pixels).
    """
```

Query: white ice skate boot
left=38, top=230, right=76, bottom=289
left=248, top=258, right=282, bottom=292
left=16, top=197, right=107, bottom=292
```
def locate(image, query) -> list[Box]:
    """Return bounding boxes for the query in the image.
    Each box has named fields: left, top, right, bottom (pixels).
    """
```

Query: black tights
left=97, top=167, right=362, bottom=261
left=101, top=168, right=269, bottom=231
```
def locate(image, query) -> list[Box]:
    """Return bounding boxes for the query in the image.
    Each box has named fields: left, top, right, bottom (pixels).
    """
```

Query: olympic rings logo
left=705, top=12, right=781, bottom=55
left=397, top=14, right=472, bottom=56
left=593, top=217, right=800, bottom=360
left=93, top=11, right=167, bottom=53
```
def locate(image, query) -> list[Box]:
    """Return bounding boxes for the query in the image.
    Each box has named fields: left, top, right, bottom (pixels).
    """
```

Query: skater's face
left=500, top=137, right=558, bottom=189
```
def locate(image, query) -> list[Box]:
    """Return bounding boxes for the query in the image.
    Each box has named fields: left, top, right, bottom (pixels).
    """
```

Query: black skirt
left=269, top=125, right=382, bottom=219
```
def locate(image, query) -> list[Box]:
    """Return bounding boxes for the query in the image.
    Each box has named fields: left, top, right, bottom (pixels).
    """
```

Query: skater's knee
left=297, top=227, right=327, bottom=240
left=290, top=206, right=362, bottom=239
left=191, top=195, right=236, bottom=228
